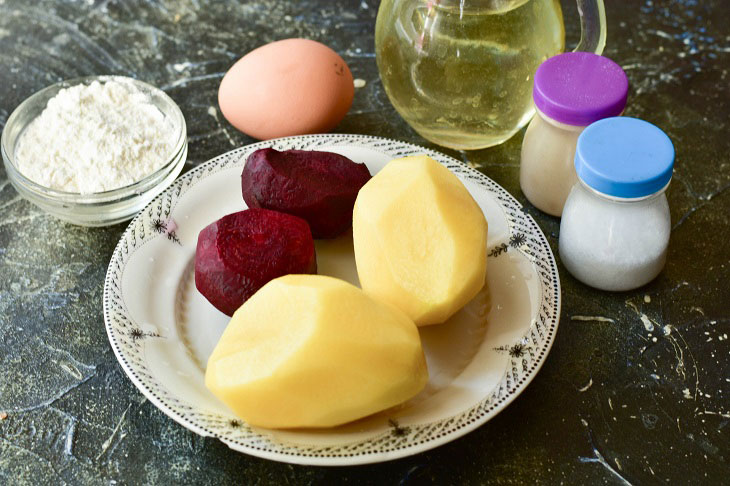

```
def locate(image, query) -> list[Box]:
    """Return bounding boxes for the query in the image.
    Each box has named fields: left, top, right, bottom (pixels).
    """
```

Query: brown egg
left=218, top=39, right=354, bottom=140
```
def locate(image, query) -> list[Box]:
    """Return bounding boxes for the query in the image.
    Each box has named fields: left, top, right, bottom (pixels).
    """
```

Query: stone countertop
left=0, top=0, right=727, bottom=484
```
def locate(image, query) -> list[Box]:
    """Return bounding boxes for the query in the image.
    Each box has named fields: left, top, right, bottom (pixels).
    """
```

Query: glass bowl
left=1, top=75, right=188, bottom=227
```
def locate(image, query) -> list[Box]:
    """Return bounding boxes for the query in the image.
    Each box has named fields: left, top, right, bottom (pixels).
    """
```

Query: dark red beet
left=241, top=148, right=372, bottom=238
left=195, top=208, right=317, bottom=316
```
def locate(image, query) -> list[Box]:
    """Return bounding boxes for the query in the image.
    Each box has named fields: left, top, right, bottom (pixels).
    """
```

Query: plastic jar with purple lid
left=520, top=52, right=629, bottom=217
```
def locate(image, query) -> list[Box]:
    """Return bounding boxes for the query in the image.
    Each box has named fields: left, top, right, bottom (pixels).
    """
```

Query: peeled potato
left=353, top=155, right=488, bottom=326
left=205, top=274, right=428, bottom=428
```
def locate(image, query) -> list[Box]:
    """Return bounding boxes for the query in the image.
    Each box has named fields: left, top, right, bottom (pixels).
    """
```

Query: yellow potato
left=205, top=274, right=428, bottom=428
left=353, top=155, right=488, bottom=326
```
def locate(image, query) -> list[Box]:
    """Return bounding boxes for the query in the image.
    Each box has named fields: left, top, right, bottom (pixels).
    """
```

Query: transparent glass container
left=1, top=75, right=188, bottom=227
left=559, top=180, right=671, bottom=291
left=375, top=0, right=606, bottom=150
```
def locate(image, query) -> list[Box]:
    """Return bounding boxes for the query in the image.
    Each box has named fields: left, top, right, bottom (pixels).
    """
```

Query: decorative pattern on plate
left=103, top=134, right=561, bottom=465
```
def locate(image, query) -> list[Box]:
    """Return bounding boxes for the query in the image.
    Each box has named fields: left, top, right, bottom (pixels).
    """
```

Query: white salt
left=559, top=182, right=670, bottom=291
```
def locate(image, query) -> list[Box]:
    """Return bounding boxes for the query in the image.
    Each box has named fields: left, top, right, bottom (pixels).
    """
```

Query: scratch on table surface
left=571, top=315, right=616, bottom=323
left=0, top=195, right=21, bottom=211
left=0, top=212, right=44, bottom=228
left=696, top=410, right=730, bottom=419
left=10, top=4, right=129, bottom=73
left=160, top=72, right=223, bottom=90
left=675, top=327, right=700, bottom=402
left=0, top=435, right=67, bottom=485
left=10, top=376, right=94, bottom=413
left=96, top=404, right=131, bottom=461
left=672, top=183, right=730, bottom=230
left=64, top=417, right=77, bottom=456
left=665, top=333, right=686, bottom=381
left=59, top=363, right=83, bottom=381
left=206, top=105, right=237, bottom=147
left=578, top=419, right=633, bottom=485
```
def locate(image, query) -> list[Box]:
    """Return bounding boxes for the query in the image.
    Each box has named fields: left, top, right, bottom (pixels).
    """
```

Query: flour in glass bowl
left=15, top=79, right=177, bottom=194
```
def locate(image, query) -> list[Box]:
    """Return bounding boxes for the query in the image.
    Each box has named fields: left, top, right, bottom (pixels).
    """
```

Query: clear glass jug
left=375, top=0, right=606, bottom=150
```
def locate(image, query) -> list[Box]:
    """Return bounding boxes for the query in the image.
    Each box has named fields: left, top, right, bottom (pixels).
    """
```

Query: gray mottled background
left=0, top=0, right=728, bottom=484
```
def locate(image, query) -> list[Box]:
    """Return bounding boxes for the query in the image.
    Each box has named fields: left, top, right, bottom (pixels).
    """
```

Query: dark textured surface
left=0, top=0, right=728, bottom=484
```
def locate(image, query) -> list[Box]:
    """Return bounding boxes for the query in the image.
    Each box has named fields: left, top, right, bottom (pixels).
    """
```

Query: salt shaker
left=520, top=52, right=628, bottom=217
left=559, top=117, right=675, bottom=291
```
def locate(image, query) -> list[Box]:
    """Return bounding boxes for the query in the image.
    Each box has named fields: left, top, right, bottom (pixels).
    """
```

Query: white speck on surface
left=644, top=294, right=651, bottom=303
left=207, top=106, right=217, bottom=117
left=52, top=33, right=71, bottom=46
left=173, top=61, right=193, bottom=72
left=578, top=377, right=593, bottom=392
left=664, top=325, right=672, bottom=335
left=683, top=388, right=692, bottom=399
left=650, top=29, right=674, bottom=41
left=640, top=314, right=655, bottom=332
left=354, top=78, right=367, bottom=88
left=164, top=217, right=178, bottom=234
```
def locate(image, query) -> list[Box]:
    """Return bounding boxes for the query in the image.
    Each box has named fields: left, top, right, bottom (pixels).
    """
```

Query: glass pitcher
left=375, top=0, right=606, bottom=150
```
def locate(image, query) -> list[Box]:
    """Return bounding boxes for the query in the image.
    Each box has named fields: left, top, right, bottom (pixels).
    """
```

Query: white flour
left=15, top=79, right=176, bottom=194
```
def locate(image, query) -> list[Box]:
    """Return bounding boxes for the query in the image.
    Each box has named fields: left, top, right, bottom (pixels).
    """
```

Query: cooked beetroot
left=241, top=148, right=372, bottom=238
left=195, top=208, right=317, bottom=316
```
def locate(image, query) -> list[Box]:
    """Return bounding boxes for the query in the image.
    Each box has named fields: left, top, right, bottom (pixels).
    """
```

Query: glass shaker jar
left=559, top=117, right=675, bottom=291
left=520, top=52, right=628, bottom=217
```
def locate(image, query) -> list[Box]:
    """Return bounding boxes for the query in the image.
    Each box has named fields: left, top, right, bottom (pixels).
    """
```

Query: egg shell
left=218, top=38, right=354, bottom=140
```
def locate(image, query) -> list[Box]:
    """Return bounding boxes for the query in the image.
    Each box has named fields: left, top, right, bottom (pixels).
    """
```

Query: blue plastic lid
left=575, top=117, right=675, bottom=198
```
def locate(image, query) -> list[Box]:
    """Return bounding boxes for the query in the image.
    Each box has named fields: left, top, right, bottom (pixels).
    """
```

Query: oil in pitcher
left=375, top=0, right=606, bottom=150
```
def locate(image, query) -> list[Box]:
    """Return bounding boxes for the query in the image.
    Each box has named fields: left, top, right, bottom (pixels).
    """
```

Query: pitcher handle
left=575, top=0, right=606, bottom=54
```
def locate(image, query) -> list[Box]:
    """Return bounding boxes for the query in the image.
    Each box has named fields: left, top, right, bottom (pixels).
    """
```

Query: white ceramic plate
left=103, top=134, right=560, bottom=466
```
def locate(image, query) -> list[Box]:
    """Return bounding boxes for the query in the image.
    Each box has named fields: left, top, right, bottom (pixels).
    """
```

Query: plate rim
left=103, top=133, right=561, bottom=466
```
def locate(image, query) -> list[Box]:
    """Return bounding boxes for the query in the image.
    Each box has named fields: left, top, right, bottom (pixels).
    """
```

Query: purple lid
left=533, top=52, right=629, bottom=126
